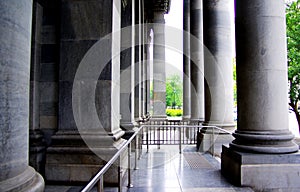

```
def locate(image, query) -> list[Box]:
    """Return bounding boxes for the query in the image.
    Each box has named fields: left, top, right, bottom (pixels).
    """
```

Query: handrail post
left=118, top=166, right=122, bottom=192
left=212, top=127, right=215, bottom=157
left=146, top=126, right=149, bottom=153
left=179, top=126, right=182, bottom=154
left=134, top=133, right=139, bottom=170
left=127, top=143, right=133, bottom=188
left=138, top=130, right=142, bottom=160
left=97, top=176, right=103, bottom=192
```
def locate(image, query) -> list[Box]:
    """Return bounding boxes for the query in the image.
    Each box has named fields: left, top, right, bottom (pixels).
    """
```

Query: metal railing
left=81, top=121, right=232, bottom=192
left=142, top=124, right=232, bottom=154
left=81, top=125, right=143, bottom=192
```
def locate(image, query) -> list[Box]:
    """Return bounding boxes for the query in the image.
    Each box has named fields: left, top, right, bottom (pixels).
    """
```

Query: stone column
left=145, top=27, right=152, bottom=114
left=221, top=0, right=300, bottom=190
left=141, top=0, right=147, bottom=117
left=134, top=0, right=142, bottom=121
left=203, top=0, right=235, bottom=129
left=190, top=0, right=205, bottom=123
left=0, top=1, right=44, bottom=191
left=29, top=0, right=46, bottom=176
left=120, top=0, right=135, bottom=130
left=183, top=0, right=191, bottom=121
left=152, top=11, right=167, bottom=119
left=46, top=0, right=126, bottom=184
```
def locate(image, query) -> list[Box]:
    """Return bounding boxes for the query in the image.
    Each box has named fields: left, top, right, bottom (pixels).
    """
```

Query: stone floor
left=45, top=145, right=254, bottom=192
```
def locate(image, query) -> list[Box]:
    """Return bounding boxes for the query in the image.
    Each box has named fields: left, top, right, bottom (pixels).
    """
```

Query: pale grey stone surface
left=0, top=1, right=44, bottom=191
left=152, top=12, right=167, bottom=118
left=183, top=0, right=191, bottom=119
left=203, top=0, right=234, bottom=128
left=119, top=1, right=135, bottom=129
left=45, top=0, right=126, bottom=185
left=222, top=146, right=300, bottom=191
left=231, top=0, right=298, bottom=154
left=190, top=0, right=205, bottom=121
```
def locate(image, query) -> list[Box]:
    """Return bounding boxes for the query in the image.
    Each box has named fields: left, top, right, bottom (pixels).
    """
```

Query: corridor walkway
left=45, top=145, right=253, bottom=192
left=106, top=145, right=254, bottom=192
left=45, top=145, right=254, bottom=192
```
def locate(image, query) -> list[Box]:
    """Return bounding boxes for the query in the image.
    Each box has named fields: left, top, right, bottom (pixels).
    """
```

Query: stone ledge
left=221, top=145, right=300, bottom=191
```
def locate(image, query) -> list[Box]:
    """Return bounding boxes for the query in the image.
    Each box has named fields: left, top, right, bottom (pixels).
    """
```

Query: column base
left=231, top=130, right=299, bottom=154
left=221, top=145, right=300, bottom=191
left=120, top=121, right=136, bottom=131
left=0, top=167, right=44, bottom=192
left=203, top=121, right=236, bottom=132
left=29, top=129, right=46, bottom=176
left=196, top=127, right=234, bottom=155
left=45, top=131, right=127, bottom=185
left=182, top=115, right=191, bottom=122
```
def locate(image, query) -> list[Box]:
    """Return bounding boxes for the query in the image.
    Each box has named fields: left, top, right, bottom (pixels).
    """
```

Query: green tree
left=233, top=58, right=237, bottom=107
left=286, top=0, right=300, bottom=131
left=166, top=74, right=183, bottom=108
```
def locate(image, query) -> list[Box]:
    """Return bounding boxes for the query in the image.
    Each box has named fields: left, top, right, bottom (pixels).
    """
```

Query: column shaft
left=29, top=0, right=46, bottom=176
left=190, top=0, right=205, bottom=122
left=203, top=0, right=235, bottom=129
left=183, top=0, right=191, bottom=120
left=0, top=1, right=44, bottom=191
left=152, top=12, right=167, bottom=118
left=134, top=0, right=142, bottom=120
left=120, top=0, right=135, bottom=130
left=231, top=0, right=298, bottom=153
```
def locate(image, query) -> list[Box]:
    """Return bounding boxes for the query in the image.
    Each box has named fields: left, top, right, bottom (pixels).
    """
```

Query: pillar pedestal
left=46, top=131, right=127, bottom=184
left=222, top=146, right=300, bottom=191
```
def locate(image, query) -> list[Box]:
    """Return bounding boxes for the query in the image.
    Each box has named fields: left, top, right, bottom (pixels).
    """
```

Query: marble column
left=203, top=0, right=235, bottom=129
left=46, top=0, right=126, bottom=184
left=152, top=11, right=167, bottom=119
left=145, top=27, right=152, bottom=115
left=0, top=1, right=44, bottom=191
left=120, top=0, right=135, bottom=130
left=190, top=0, right=205, bottom=123
left=221, top=0, right=300, bottom=190
left=183, top=0, right=191, bottom=120
left=141, top=0, right=147, bottom=117
left=29, top=0, right=46, bottom=176
left=134, top=0, right=142, bottom=121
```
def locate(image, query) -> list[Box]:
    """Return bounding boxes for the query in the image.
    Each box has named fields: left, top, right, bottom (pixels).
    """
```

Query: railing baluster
left=127, top=143, right=133, bottom=188
left=179, top=126, right=182, bottom=154
left=146, top=125, right=149, bottom=153
left=135, top=134, right=139, bottom=170
left=97, top=176, right=103, bottom=192
left=212, top=126, right=215, bottom=157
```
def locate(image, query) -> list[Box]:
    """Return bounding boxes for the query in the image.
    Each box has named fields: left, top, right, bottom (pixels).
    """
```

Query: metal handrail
left=81, top=125, right=143, bottom=192
left=81, top=122, right=233, bottom=192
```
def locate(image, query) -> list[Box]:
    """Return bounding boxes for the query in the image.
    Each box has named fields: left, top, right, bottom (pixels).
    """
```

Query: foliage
left=166, top=74, right=183, bottom=108
left=286, top=0, right=300, bottom=130
left=166, top=108, right=183, bottom=117
left=232, top=58, right=237, bottom=107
